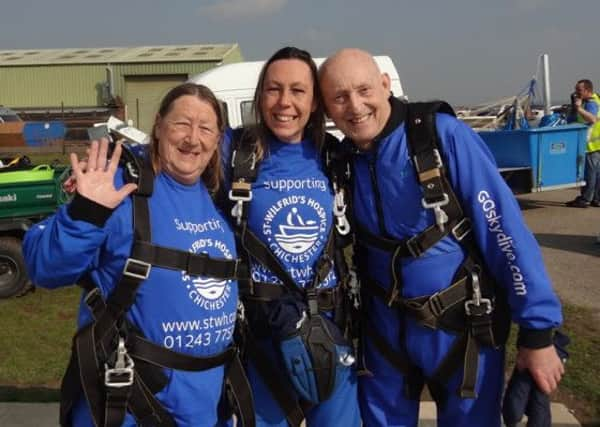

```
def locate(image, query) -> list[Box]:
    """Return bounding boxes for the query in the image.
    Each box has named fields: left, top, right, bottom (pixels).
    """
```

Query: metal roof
left=0, top=44, right=239, bottom=66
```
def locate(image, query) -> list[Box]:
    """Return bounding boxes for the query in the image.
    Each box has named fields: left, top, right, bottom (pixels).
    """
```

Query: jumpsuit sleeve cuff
left=517, top=327, right=554, bottom=349
left=67, top=194, right=114, bottom=227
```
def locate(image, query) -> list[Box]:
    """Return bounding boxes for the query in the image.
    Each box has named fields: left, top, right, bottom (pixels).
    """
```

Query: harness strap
left=239, top=222, right=299, bottom=293
left=364, top=317, right=424, bottom=400
left=241, top=281, right=341, bottom=310
left=222, top=352, right=256, bottom=427
left=127, top=335, right=237, bottom=371
left=127, top=378, right=175, bottom=427
left=355, top=216, right=472, bottom=259
left=104, top=384, right=132, bottom=427
left=406, top=102, right=457, bottom=219
left=75, top=324, right=105, bottom=426
left=245, top=336, right=306, bottom=427
left=130, top=240, right=240, bottom=279
left=402, top=276, right=469, bottom=329
left=362, top=275, right=469, bottom=329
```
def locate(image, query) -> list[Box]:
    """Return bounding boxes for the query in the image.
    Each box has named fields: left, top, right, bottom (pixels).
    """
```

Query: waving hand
left=70, top=138, right=138, bottom=209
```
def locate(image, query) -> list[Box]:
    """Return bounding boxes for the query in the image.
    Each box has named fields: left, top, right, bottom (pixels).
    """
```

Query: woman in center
left=221, top=46, right=360, bottom=426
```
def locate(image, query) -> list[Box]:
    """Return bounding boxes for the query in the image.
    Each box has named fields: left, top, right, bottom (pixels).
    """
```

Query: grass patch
left=0, top=286, right=79, bottom=398
left=555, top=303, right=600, bottom=425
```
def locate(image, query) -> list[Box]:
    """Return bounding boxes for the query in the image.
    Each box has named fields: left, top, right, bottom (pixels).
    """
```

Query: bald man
left=319, top=49, right=564, bottom=427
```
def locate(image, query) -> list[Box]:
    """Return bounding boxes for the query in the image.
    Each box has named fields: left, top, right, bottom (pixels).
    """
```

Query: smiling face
left=320, top=49, right=391, bottom=151
left=154, top=95, right=221, bottom=185
left=259, top=58, right=317, bottom=143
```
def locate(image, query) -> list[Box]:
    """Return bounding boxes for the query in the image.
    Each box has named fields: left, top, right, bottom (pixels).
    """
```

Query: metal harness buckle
left=405, top=236, right=423, bottom=258
left=427, top=292, right=444, bottom=317
left=83, top=287, right=102, bottom=307
left=229, top=181, right=253, bottom=226
left=451, top=217, right=472, bottom=241
left=104, top=337, right=135, bottom=388
left=123, top=258, right=151, bottom=280
left=421, top=193, right=450, bottom=231
left=413, top=149, right=443, bottom=173
left=125, top=161, right=139, bottom=180
left=333, top=189, right=350, bottom=235
left=464, top=270, right=492, bottom=316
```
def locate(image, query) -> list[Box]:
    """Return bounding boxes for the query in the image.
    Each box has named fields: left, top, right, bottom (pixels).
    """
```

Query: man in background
left=566, top=79, right=600, bottom=208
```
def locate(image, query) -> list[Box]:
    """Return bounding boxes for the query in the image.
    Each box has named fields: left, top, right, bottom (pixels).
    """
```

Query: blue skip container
left=478, top=124, right=588, bottom=193
left=22, top=121, right=67, bottom=146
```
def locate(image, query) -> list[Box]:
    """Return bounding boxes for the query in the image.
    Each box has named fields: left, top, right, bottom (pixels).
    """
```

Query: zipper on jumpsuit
left=368, top=152, right=402, bottom=306
left=368, top=156, right=387, bottom=236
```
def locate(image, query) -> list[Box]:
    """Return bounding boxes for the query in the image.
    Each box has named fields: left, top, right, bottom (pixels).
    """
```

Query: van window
left=240, top=101, right=256, bottom=126
left=220, top=102, right=229, bottom=128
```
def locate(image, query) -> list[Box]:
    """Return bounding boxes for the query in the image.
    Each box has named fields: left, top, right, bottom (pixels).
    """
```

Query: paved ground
left=516, top=188, right=600, bottom=314
left=0, top=401, right=582, bottom=426
left=1, top=189, right=595, bottom=426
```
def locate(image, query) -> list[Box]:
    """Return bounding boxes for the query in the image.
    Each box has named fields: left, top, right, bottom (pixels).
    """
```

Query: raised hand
left=69, top=138, right=138, bottom=209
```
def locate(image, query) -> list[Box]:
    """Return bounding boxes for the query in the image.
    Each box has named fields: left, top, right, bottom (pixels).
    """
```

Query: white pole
left=541, top=54, right=551, bottom=115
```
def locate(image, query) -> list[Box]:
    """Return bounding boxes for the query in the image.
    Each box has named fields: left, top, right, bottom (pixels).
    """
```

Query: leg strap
left=245, top=337, right=306, bottom=427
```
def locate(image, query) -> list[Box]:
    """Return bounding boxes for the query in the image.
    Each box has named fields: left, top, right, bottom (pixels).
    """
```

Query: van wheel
left=0, top=237, right=30, bottom=299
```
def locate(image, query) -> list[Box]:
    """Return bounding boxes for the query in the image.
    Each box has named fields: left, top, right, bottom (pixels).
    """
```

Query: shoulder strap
left=226, top=128, right=301, bottom=293
left=321, top=133, right=353, bottom=237
left=119, top=143, right=154, bottom=198
left=321, top=133, right=352, bottom=192
left=231, top=127, right=260, bottom=183
left=229, top=128, right=260, bottom=225
left=405, top=101, right=461, bottom=232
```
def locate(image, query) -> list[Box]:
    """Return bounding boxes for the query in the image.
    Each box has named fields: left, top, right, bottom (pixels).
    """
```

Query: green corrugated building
left=0, top=44, right=243, bottom=132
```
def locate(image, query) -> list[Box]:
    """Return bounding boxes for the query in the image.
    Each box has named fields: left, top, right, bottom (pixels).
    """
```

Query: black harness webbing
left=355, top=101, right=509, bottom=403
left=227, top=129, right=356, bottom=426
left=60, top=149, right=255, bottom=427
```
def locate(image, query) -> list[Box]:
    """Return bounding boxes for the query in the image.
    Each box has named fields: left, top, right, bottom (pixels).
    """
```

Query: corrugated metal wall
left=0, top=45, right=243, bottom=110
left=124, top=75, right=188, bottom=133
left=0, top=65, right=106, bottom=107
left=110, top=62, right=218, bottom=100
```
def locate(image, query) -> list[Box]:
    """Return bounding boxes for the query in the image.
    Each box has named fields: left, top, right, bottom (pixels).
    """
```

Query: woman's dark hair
left=249, top=46, right=325, bottom=159
left=150, top=83, right=224, bottom=194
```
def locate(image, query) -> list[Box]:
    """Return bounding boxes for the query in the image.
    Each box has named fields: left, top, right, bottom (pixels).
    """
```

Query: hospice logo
left=263, top=195, right=327, bottom=263
left=182, top=238, right=233, bottom=310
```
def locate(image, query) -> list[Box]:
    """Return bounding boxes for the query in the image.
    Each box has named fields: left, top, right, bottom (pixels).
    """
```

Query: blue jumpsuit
left=23, top=170, right=239, bottom=427
left=353, top=99, right=562, bottom=427
left=222, top=132, right=361, bottom=427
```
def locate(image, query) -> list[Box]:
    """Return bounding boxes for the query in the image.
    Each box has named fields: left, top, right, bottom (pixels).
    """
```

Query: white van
left=188, top=56, right=405, bottom=138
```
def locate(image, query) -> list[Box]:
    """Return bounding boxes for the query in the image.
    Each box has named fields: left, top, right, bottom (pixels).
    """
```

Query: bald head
left=319, top=48, right=381, bottom=82
left=319, top=48, right=392, bottom=150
